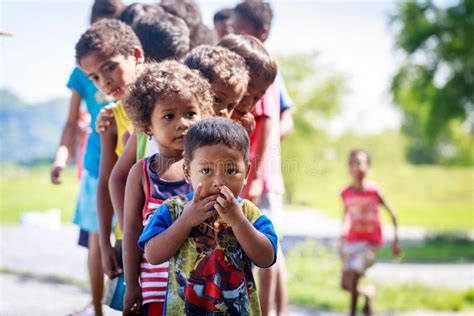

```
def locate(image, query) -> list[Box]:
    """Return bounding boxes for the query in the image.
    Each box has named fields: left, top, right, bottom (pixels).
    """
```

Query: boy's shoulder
left=239, top=198, right=265, bottom=223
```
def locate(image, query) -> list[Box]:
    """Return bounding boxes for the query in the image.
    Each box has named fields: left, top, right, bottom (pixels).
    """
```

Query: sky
left=0, top=0, right=402, bottom=134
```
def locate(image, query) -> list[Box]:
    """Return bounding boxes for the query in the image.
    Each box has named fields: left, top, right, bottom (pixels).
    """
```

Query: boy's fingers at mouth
left=193, top=183, right=203, bottom=203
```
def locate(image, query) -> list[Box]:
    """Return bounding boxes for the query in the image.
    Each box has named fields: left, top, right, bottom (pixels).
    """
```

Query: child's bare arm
left=51, top=90, right=81, bottom=184
left=379, top=193, right=401, bottom=256
left=215, top=186, right=275, bottom=267
left=95, top=104, right=115, bottom=133
left=110, top=134, right=137, bottom=231
left=97, top=120, right=121, bottom=278
left=123, top=162, right=146, bottom=314
left=247, top=116, right=272, bottom=205
left=144, top=185, right=217, bottom=265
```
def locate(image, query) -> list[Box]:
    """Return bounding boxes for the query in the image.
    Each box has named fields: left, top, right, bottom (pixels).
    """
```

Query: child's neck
left=152, top=149, right=184, bottom=181
left=352, top=178, right=366, bottom=190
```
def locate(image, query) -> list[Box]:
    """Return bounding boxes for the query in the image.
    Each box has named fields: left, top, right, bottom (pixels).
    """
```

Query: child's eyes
left=227, top=103, right=235, bottom=112
left=105, top=63, right=117, bottom=73
left=186, top=111, right=197, bottom=118
left=163, top=113, right=174, bottom=120
left=200, top=168, right=211, bottom=175
left=214, top=96, right=222, bottom=104
left=226, top=168, right=238, bottom=175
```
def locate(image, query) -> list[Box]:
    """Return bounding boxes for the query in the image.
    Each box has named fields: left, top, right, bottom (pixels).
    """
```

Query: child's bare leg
left=360, top=284, right=376, bottom=316
left=88, top=232, right=104, bottom=316
left=275, top=250, right=288, bottom=316
left=341, top=270, right=359, bottom=316
left=258, top=264, right=277, bottom=316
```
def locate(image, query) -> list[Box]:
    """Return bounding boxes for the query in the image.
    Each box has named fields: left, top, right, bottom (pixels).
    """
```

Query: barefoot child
left=139, top=117, right=278, bottom=315
left=340, top=149, right=401, bottom=316
left=122, top=61, right=213, bottom=315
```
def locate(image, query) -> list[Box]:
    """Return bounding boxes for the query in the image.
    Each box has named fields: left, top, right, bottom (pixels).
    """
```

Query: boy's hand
left=100, top=242, right=122, bottom=279
left=214, top=186, right=246, bottom=227
left=95, top=105, right=115, bottom=133
left=239, top=112, right=256, bottom=135
left=50, top=164, right=64, bottom=184
left=248, top=178, right=264, bottom=205
left=123, top=283, right=142, bottom=316
left=392, top=238, right=401, bottom=257
left=181, top=184, right=217, bottom=228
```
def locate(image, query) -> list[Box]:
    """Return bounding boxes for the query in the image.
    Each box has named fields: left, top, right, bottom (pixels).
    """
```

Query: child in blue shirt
left=139, top=117, right=278, bottom=315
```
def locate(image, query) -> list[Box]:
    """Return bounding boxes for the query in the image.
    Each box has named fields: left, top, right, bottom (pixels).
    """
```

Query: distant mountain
left=0, top=89, right=69, bottom=163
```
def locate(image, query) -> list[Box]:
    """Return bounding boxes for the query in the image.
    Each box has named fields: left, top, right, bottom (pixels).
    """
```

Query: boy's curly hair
left=218, top=34, right=276, bottom=83
left=75, top=19, right=141, bottom=64
left=124, top=61, right=214, bottom=132
left=133, top=12, right=190, bottom=61
left=234, top=0, right=273, bottom=33
left=183, top=45, right=249, bottom=91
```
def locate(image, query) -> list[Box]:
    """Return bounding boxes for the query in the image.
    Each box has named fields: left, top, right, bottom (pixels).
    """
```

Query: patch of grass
left=286, top=240, right=474, bottom=312
left=0, top=164, right=79, bottom=224
left=378, top=233, right=474, bottom=263
left=282, top=131, right=474, bottom=231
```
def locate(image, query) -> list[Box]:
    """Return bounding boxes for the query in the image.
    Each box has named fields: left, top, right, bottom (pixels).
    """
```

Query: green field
left=282, top=131, right=474, bottom=231
left=0, top=164, right=79, bottom=224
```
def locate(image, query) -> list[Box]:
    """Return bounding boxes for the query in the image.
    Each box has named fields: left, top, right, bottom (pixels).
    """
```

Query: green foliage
left=0, top=164, right=78, bottom=224
left=287, top=240, right=474, bottom=312
left=390, top=0, right=474, bottom=164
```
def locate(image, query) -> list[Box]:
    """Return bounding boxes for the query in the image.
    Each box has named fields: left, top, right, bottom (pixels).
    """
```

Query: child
left=50, top=2, right=122, bottom=315
left=218, top=34, right=276, bottom=134
left=340, top=149, right=400, bottom=316
left=219, top=32, right=285, bottom=316
left=122, top=61, right=213, bottom=315
left=183, top=44, right=249, bottom=119
left=213, top=8, right=233, bottom=40
left=232, top=0, right=294, bottom=138
left=74, top=18, right=144, bottom=310
left=139, top=117, right=278, bottom=315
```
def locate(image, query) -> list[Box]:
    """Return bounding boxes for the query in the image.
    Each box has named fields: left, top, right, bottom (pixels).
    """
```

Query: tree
left=390, top=0, right=474, bottom=164
left=277, top=53, right=347, bottom=202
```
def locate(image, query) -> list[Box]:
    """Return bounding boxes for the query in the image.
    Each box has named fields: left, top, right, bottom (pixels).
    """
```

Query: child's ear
left=183, top=163, right=191, bottom=183
left=244, top=162, right=251, bottom=185
left=133, top=47, right=145, bottom=64
left=258, top=25, right=270, bottom=42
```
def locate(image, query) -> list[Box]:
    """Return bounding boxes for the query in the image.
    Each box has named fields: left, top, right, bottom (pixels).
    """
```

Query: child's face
left=349, top=152, right=370, bottom=181
left=214, top=19, right=232, bottom=40
left=148, top=93, right=202, bottom=153
left=184, top=143, right=248, bottom=198
left=232, top=71, right=272, bottom=119
left=211, top=79, right=246, bottom=119
left=80, top=49, right=143, bottom=100
left=232, top=13, right=265, bottom=41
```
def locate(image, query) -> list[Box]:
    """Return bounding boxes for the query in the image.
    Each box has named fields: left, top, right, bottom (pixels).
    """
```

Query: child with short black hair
left=220, top=30, right=287, bottom=316
left=183, top=44, right=249, bottom=118
left=213, top=7, right=233, bottom=40
left=51, top=2, right=123, bottom=314
left=76, top=18, right=144, bottom=313
left=122, top=61, right=213, bottom=315
left=340, top=149, right=400, bottom=316
left=218, top=33, right=276, bottom=132
left=139, top=116, right=278, bottom=315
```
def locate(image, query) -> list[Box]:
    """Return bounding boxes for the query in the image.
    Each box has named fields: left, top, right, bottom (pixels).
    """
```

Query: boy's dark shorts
left=78, top=229, right=89, bottom=248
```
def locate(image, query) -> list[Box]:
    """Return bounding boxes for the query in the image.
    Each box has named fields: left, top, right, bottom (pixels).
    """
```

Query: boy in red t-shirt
left=340, top=149, right=401, bottom=316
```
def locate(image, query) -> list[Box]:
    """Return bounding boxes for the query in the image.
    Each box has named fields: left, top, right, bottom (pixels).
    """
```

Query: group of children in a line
left=51, top=1, right=400, bottom=316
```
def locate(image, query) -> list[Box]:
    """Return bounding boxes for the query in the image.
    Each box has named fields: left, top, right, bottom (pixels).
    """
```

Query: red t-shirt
left=341, top=185, right=383, bottom=246
left=241, top=82, right=284, bottom=198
